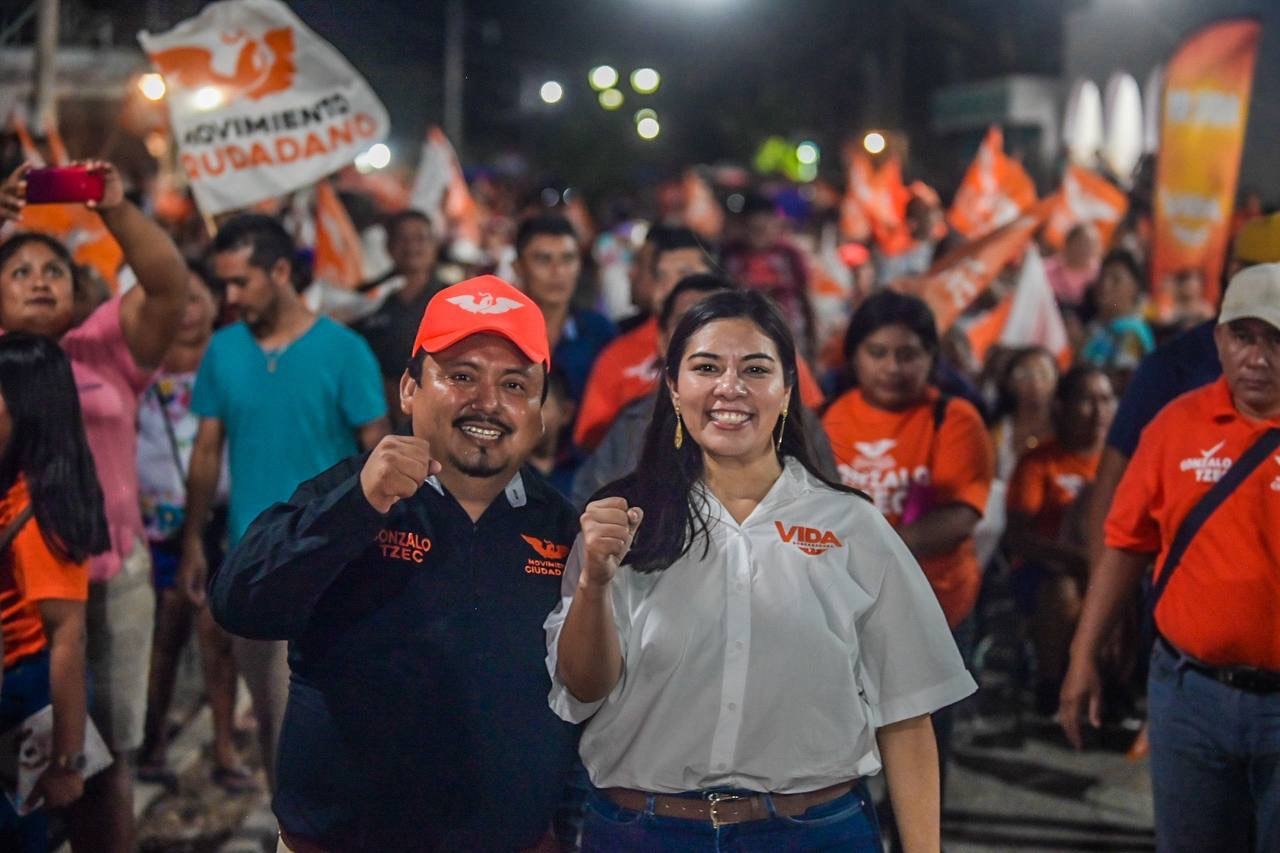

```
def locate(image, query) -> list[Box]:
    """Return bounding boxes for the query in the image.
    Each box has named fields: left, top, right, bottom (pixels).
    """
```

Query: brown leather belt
left=603, top=780, right=855, bottom=828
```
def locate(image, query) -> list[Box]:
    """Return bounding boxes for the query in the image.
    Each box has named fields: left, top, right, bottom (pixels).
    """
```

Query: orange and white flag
left=140, top=0, right=390, bottom=215
left=948, top=126, right=1037, bottom=239
left=410, top=126, right=481, bottom=246
left=312, top=180, right=363, bottom=288
left=1043, top=164, right=1129, bottom=250
left=964, top=246, right=1069, bottom=364
left=896, top=199, right=1051, bottom=331
left=1152, top=17, right=1261, bottom=305
left=840, top=146, right=913, bottom=254
left=9, top=112, right=44, bottom=165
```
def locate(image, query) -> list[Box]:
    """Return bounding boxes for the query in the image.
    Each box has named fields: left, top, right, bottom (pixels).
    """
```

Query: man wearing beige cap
left=210, top=275, right=579, bottom=851
left=1061, top=263, right=1280, bottom=852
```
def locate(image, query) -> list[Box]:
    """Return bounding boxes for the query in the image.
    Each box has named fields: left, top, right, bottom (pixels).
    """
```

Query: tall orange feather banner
left=1152, top=17, right=1261, bottom=305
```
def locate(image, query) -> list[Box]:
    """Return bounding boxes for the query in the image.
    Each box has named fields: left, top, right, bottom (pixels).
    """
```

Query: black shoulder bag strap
left=0, top=504, right=35, bottom=554
left=1149, top=427, right=1280, bottom=610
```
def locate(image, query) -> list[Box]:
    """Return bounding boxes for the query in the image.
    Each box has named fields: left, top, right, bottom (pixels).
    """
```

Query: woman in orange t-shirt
left=822, top=291, right=994, bottom=630
left=1004, top=365, right=1116, bottom=712
left=821, top=290, right=994, bottom=809
left=0, top=333, right=108, bottom=844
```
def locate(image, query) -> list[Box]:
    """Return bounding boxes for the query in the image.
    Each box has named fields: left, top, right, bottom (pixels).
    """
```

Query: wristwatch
left=50, top=752, right=87, bottom=772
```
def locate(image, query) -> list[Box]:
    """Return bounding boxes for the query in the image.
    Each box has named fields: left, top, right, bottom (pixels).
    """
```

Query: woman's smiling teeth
left=708, top=410, right=751, bottom=425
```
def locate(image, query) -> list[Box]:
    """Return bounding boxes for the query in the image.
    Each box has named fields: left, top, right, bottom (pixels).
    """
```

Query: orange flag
left=312, top=180, right=364, bottom=288
left=1152, top=17, right=1261, bottom=305
left=1043, top=164, right=1129, bottom=250
left=9, top=113, right=44, bottom=165
left=896, top=199, right=1051, bottom=331
left=840, top=147, right=913, bottom=254
left=964, top=246, right=1070, bottom=364
left=683, top=169, right=724, bottom=240
left=411, top=126, right=481, bottom=246
left=948, top=126, right=1037, bottom=239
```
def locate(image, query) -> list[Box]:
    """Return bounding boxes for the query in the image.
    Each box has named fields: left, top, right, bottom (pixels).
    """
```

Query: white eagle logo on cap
left=446, top=292, right=524, bottom=314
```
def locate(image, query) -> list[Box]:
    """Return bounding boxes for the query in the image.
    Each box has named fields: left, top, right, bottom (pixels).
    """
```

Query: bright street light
left=630, top=68, right=661, bottom=94
left=796, top=141, right=820, bottom=165
left=138, top=73, right=166, bottom=101
left=637, top=117, right=661, bottom=140
left=863, top=131, right=886, bottom=155
left=193, top=86, right=224, bottom=111
left=589, top=65, right=619, bottom=91
left=599, top=88, right=624, bottom=110
left=540, top=81, right=564, bottom=104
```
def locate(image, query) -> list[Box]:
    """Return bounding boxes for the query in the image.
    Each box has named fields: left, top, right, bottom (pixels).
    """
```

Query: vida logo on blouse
left=774, top=521, right=843, bottom=556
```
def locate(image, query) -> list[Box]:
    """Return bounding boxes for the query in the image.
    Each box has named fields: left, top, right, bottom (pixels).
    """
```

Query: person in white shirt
left=546, top=289, right=975, bottom=851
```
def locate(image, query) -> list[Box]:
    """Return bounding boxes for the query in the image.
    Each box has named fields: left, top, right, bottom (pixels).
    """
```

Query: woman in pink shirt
left=0, top=160, right=187, bottom=853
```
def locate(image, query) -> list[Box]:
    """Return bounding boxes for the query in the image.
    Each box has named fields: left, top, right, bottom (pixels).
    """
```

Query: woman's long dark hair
left=0, top=332, right=108, bottom=562
left=596, top=289, right=860, bottom=573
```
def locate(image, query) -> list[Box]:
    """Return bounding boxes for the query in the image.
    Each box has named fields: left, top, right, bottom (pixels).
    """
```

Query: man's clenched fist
left=580, top=497, right=643, bottom=589
left=360, top=435, right=442, bottom=513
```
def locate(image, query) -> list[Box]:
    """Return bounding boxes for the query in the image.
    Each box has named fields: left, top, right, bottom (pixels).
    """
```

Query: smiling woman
left=548, top=288, right=976, bottom=850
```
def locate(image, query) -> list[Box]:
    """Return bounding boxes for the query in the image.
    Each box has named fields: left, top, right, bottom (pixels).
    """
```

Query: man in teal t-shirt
left=179, top=214, right=388, bottom=793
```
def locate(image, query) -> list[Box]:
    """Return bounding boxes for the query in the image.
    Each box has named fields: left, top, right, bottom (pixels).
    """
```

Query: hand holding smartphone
left=24, top=166, right=106, bottom=205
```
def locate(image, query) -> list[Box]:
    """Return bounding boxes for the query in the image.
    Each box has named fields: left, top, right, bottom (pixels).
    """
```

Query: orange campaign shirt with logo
left=822, top=388, right=994, bottom=627
left=1006, top=442, right=1102, bottom=538
left=1105, top=377, right=1280, bottom=669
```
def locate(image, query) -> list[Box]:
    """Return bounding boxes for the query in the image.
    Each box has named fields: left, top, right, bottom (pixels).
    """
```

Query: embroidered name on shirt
left=521, top=534, right=568, bottom=575
left=774, top=521, right=844, bottom=555
left=1178, top=440, right=1233, bottom=482
left=375, top=529, right=432, bottom=564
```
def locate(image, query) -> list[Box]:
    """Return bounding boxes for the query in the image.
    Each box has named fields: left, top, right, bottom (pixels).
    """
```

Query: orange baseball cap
left=411, top=275, right=551, bottom=368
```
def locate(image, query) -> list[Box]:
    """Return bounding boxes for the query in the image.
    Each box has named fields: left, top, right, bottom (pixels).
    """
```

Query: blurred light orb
left=599, top=88, right=624, bottom=110
left=138, top=73, right=166, bottom=101
left=193, top=86, right=224, bottom=111
left=144, top=131, right=168, bottom=158
left=631, top=68, right=660, bottom=94
left=726, top=193, right=746, bottom=214
left=863, top=131, right=886, bottom=155
left=796, top=141, right=820, bottom=165
left=634, top=108, right=658, bottom=124
left=636, top=117, right=661, bottom=140
left=540, top=81, right=564, bottom=104
left=589, top=65, right=619, bottom=91
left=541, top=187, right=561, bottom=206
left=366, top=143, right=391, bottom=169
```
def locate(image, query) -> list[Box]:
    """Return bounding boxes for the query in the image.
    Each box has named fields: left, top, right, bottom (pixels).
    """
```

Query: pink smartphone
left=24, top=166, right=105, bottom=204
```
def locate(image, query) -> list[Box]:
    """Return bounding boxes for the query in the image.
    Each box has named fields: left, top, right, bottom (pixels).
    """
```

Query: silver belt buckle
left=706, top=792, right=744, bottom=828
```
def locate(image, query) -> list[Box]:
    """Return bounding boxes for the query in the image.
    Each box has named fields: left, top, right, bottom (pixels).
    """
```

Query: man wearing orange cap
left=210, top=275, right=580, bottom=851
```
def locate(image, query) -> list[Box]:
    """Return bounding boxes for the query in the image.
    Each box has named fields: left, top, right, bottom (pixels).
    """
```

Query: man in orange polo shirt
left=1060, top=264, right=1280, bottom=852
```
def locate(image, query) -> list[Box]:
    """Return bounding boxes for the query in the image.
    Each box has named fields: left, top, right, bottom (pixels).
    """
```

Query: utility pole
left=32, top=0, right=59, bottom=132
left=443, top=0, right=464, bottom=154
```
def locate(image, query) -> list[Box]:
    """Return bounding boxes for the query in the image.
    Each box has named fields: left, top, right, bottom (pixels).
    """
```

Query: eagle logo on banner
left=150, top=27, right=296, bottom=104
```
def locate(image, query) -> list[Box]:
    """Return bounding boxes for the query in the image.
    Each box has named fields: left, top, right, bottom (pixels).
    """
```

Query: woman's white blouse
left=544, top=458, right=977, bottom=794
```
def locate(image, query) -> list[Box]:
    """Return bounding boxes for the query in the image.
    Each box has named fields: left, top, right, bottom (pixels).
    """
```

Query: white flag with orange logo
left=947, top=126, right=1037, bottom=239
left=1042, top=164, right=1129, bottom=250
left=139, top=0, right=390, bottom=216
left=964, top=246, right=1069, bottom=364
left=410, top=126, right=482, bottom=248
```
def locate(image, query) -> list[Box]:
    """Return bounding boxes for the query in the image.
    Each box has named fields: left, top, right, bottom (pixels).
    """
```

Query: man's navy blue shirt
left=210, top=456, right=579, bottom=851
left=1106, top=320, right=1222, bottom=458
left=553, top=310, right=616, bottom=402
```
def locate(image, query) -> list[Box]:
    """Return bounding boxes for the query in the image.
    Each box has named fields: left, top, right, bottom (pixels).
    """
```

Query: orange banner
left=895, top=199, right=1051, bottom=331
left=840, top=147, right=913, bottom=254
left=1152, top=17, right=1260, bottom=306
left=1043, top=164, right=1129, bottom=250
left=312, top=180, right=363, bottom=288
left=947, top=126, right=1037, bottom=240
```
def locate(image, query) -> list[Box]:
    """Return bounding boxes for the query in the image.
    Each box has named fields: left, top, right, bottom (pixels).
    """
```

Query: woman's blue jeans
left=580, top=780, right=882, bottom=852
